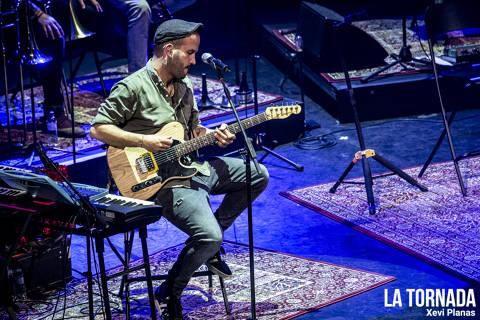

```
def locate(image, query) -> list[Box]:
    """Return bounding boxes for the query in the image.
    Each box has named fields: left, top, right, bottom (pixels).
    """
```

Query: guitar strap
left=179, top=107, right=201, bottom=160
left=179, top=108, right=191, bottom=138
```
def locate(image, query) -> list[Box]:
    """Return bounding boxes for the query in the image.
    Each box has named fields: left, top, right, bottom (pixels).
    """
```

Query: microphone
left=201, top=53, right=230, bottom=72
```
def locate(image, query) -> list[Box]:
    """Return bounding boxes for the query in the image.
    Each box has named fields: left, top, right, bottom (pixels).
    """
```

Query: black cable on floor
left=293, top=114, right=480, bottom=151
left=294, top=134, right=337, bottom=150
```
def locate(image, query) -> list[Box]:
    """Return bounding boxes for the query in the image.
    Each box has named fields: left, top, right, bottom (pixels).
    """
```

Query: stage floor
left=1, top=55, right=480, bottom=319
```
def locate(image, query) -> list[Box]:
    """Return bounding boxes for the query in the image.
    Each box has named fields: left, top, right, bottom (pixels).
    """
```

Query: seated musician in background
left=103, top=0, right=197, bottom=74
left=25, top=0, right=101, bottom=137
left=90, top=19, right=269, bottom=319
left=103, top=0, right=151, bottom=73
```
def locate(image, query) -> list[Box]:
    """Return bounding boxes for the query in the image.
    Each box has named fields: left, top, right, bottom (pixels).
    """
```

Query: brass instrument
left=21, top=0, right=51, bottom=65
left=68, top=0, right=94, bottom=40
left=44, top=0, right=95, bottom=41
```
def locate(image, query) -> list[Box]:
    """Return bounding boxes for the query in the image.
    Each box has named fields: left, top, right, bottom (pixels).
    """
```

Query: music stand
left=361, top=15, right=428, bottom=84
left=325, top=15, right=428, bottom=215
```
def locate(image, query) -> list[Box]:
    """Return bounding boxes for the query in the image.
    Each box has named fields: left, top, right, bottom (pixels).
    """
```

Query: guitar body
left=107, top=122, right=198, bottom=200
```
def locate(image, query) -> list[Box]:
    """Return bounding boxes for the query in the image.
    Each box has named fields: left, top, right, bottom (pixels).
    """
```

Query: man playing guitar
left=90, top=19, right=270, bottom=320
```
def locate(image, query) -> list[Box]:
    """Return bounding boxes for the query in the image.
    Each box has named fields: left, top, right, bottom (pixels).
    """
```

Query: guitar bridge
left=136, top=152, right=158, bottom=174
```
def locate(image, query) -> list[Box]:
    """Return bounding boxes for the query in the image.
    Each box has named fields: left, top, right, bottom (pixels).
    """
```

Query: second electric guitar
left=108, top=104, right=301, bottom=200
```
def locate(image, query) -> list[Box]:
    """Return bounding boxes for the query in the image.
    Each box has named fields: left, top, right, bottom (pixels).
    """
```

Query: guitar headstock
left=265, top=103, right=302, bottom=120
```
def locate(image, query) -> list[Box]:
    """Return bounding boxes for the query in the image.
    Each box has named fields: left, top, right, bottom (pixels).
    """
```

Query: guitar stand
left=330, top=18, right=427, bottom=215
left=329, top=148, right=428, bottom=197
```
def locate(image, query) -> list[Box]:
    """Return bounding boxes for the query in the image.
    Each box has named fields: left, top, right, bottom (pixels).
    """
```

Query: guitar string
left=149, top=111, right=282, bottom=165
left=150, top=113, right=269, bottom=165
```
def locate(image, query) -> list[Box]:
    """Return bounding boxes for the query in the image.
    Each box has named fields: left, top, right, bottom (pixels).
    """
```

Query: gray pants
left=105, top=0, right=151, bottom=73
left=154, top=156, right=269, bottom=296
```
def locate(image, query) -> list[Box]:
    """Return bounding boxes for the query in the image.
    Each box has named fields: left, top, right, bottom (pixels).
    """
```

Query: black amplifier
left=13, top=240, right=72, bottom=293
left=444, top=43, right=480, bottom=62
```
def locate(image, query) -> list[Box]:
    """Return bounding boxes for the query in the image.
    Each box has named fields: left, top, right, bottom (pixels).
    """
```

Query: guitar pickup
left=136, top=152, right=158, bottom=174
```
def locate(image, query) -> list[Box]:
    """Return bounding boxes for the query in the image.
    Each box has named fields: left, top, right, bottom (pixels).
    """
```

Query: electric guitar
left=107, top=104, right=301, bottom=200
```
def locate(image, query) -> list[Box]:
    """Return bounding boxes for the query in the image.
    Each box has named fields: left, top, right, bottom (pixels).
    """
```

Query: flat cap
left=154, top=19, right=203, bottom=45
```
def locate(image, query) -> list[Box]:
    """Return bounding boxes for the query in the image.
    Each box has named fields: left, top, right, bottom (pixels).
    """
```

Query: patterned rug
left=0, top=65, right=282, bottom=166
left=74, top=64, right=283, bottom=123
left=10, top=242, right=395, bottom=319
left=280, top=157, right=480, bottom=283
left=274, top=18, right=446, bottom=82
left=1, top=65, right=282, bottom=128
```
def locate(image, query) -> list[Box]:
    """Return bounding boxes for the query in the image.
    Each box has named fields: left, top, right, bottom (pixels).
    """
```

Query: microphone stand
left=67, top=0, right=77, bottom=164
left=215, top=66, right=260, bottom=320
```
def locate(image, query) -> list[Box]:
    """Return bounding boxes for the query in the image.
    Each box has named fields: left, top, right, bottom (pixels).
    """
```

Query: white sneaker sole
left=154, top=298, right=167, bottom=316
left=205, top=263, right=233, bottom=279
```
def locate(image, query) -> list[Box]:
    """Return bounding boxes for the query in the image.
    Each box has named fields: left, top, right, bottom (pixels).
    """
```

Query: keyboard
left=0, top=165, right=32, bottom=172
left=66, top=182, right=109, bottom=200
left=90, top=193, right=162, bottom=224
left=0, top=187, right=28, bottom=199
left=0, top=168, right=109, bottom=206
left=0, top=166, right=161, bottom=226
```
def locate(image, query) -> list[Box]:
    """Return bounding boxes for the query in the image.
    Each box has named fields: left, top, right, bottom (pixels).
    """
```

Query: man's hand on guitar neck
left=142, top=135, right=173, bottom=152
left=213, top=124, right=235, bottom=148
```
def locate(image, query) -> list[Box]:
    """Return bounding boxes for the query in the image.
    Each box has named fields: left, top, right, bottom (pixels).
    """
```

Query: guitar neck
left=173, top=112, right=268, bottom=157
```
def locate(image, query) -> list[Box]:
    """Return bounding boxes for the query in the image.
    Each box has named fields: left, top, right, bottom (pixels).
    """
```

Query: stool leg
left=218, top=276, right=231, bottom=314
left=95, top=236, right=112, bottom=320
left=123, top=231, right=135, bottom=319
left=139, top=227, right=157, bottom=320
left=86, top=236, right=94, bottom=320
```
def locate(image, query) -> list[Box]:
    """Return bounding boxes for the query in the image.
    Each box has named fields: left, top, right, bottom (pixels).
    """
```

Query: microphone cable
left=294, top=133, right=337, bottom=150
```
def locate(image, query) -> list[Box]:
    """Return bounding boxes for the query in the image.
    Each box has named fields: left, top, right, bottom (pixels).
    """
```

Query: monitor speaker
left=265, top=101, right=305, bottom=146
left=298, top=1, right=388, bottom=73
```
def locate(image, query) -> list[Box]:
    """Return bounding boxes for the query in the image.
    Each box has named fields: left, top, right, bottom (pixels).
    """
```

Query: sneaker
left=56, top=114, right=86, bottom=138
left=154, top=281, right=184, bottom=320
left=205, top=251, right=232, bottom=279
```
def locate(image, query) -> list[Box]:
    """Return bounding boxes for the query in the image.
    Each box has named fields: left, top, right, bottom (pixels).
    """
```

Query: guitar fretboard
left=154, top=112, right=268, bottom=164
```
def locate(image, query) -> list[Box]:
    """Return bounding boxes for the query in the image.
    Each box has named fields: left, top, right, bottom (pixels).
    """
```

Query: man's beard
left=172, top=67, right=189, bottom=81
left=169, top=58, right=188, bottom=79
